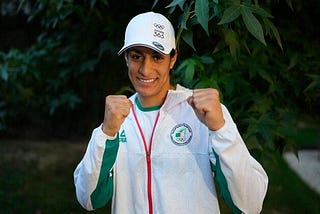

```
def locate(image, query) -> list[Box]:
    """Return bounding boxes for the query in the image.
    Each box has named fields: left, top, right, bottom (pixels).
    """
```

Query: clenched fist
left=187, top=88, right=225, bottom=131
left=102, top=95, right=132, bottom=136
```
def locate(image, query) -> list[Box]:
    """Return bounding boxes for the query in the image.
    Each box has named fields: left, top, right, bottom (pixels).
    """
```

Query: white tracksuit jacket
left=74, top=85, right=268, bottom=214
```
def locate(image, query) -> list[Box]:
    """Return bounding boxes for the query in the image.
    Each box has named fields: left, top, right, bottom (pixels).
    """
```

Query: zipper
left=132, top=105, right=160, bottom=214
left=146, top=153, right=152, bottom=214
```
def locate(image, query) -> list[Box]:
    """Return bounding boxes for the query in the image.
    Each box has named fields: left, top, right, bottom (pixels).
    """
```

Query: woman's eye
left=153, top=55, right=163, bottom=61
left=130, top=53, right=142, bottom=60
left=130, top=54, right=142, bottom=60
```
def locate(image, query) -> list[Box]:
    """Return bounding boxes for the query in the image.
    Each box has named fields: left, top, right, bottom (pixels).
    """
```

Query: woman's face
left=125, top=46, right=177, bottom=106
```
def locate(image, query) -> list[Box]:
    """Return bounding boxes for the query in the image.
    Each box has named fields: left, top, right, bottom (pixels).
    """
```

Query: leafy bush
left=0, top=0, right=125, bottom=135
left=0, top=0, right=319, bottom=158
left=165, top=0, right=320, bottom=158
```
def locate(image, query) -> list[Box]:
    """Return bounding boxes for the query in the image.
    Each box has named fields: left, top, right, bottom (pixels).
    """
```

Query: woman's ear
left=124, top=52, right=129, bottom=66
left=170, top=50, right=178, bottom=69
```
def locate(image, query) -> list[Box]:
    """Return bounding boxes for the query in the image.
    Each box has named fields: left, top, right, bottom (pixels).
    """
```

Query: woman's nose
left=138, top=57, right=152, bottom=76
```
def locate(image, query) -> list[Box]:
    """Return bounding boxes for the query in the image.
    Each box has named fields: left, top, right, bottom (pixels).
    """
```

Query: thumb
left=187, top=96, right=193, bottom=107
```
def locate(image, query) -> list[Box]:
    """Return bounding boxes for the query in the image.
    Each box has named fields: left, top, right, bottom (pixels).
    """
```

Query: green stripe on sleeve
left=212, top=149, right=242, bottom=214
left=91, top=134, right=119, bottom=209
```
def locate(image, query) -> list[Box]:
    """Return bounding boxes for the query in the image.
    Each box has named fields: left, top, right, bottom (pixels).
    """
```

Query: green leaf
left=242, top=2, right=273, bottom=18
left=195, top=0, right=209, bottom=35
left=80, top=59, right=98, bottom=72
left=0, top=65, right=9, bottom=81
left=195, top=76, right=220, bottom=89
left=183, top=59, right=196, bottom=82
left=263, top=18, right=283, bottom=50
left=246, top=137, right=264, bottom=151
left=218, top=5, right=241, bottom=25
left=176, top=58, right=202, bottom=83
left=90, top=0, right=97, bottom=8
left=285, top=0, right=294, bottom=11
left=240, top=6, right=266, bottom=46
left=304, top=74, right=320, bottom=92
left=98, top=40, right=115, bottom=58
left=198, top=55, right=215, bottom=64
left=181, top=30, right=196, bottom=51
left=152, top=0, right=159, bottom=9
left=179, top=9, right=189, bottom=30
left=223, top=29, right=240, bottom=60
left=166, top=0, right=186, bottom=11
left=257, top=69, right=273, bottom=84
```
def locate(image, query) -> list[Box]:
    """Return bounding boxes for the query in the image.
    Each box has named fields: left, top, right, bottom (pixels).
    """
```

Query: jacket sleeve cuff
left=209, top=105, right=240, bottom=154
left=94, top=124, right=117, bottom=143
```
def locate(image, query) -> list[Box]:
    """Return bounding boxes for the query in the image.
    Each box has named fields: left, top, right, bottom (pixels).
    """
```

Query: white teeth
left=140, top=78, right=155, bottom=83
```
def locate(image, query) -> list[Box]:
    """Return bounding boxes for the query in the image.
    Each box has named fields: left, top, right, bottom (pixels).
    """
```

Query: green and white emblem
left=170, top=123, right=192, bottom=146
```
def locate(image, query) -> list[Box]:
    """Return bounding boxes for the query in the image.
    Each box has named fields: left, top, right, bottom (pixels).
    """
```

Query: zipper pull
left=146, top=153, right=151, bottom=162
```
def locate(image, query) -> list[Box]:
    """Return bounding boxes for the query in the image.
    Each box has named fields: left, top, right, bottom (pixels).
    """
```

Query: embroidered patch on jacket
left=170, top=123, right=193, bottom=146
left=119, top=130, right=127, bottom=143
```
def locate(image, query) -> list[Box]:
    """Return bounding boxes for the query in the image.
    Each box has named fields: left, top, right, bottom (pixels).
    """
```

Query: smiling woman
left=125, top=47, right=177, bottom=107
left=73, top=11, right=269, bottom=214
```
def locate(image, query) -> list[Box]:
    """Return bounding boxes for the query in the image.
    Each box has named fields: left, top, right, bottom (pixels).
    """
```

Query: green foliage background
left=1, top=0, right=319, bottom=159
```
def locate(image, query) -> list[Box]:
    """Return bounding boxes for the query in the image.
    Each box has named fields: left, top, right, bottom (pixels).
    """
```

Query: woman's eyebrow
left=128, top=48, right=163, bottom=56
left=129, top=48, right=142, bottom=54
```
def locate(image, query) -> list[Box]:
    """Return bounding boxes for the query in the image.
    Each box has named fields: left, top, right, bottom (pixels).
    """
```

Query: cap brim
left=118, top=44, right=171, bottom=55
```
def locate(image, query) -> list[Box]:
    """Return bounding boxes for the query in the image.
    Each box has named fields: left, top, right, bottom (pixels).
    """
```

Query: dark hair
left=170, top=49, right=176, bottom=58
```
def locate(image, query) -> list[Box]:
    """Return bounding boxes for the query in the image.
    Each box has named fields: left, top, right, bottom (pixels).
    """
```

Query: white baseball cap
left=118, top=12, right=176, bottom=55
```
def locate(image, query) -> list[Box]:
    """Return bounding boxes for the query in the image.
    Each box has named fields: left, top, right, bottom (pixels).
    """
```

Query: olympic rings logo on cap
left=153, top=23, right=165, bottom=30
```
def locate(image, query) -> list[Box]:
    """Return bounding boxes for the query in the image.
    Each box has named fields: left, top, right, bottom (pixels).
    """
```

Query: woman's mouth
left=138, top=78, right=157, bottom=83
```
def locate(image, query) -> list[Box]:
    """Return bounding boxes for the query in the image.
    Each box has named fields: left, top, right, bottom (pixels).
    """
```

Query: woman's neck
left=137, top=85, right=175, bottom=108
left=137, top=94, right=166, bottom=108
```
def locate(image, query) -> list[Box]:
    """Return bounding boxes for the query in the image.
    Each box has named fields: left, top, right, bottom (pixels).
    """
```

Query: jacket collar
left=162, top=84, right=192, bottom=111
left=129, top=84, right=192, bottom=113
